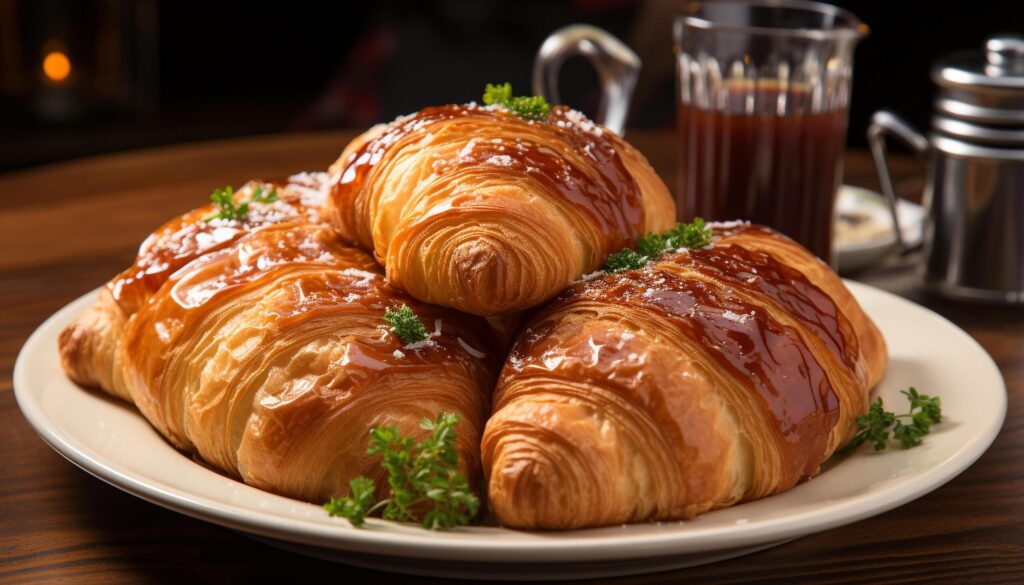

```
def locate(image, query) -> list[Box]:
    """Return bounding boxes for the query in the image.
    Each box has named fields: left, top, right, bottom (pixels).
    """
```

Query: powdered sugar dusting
left=404, top=338, right=439, bottom=351
left=401, top=318, right=444, bottom=352
left=286, top=171, right=330, bottom=207
left=561, top=108, right=605, bottom=137
left=722, top=310, right=754, bottom=324
left=707, top=219, right=750, bottom=229
left=484, top=154, right=514, bottom=168
left=340, top=268, right=378, bottom=286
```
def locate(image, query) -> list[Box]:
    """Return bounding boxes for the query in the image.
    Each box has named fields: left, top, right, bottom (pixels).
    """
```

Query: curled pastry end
left=58, top=297, right=129, bottom=401
left=388, top=205, right=580, bottom=316
left=58, top=317, right=97, bottom=388
left=483, top=402, right=629, bottom=530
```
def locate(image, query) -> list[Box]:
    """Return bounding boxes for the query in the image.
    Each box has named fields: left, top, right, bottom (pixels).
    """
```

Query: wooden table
left=1, top=132, right=1021, bottom=584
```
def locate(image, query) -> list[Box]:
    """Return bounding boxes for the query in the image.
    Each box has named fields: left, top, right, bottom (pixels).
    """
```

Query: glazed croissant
left=325, top=104, right=676, bottom=316
left=60, top=182, right=496, bottom=503
left=59, top=174, right=328, bottom=401
left=482, top=223, right=887, bottom=530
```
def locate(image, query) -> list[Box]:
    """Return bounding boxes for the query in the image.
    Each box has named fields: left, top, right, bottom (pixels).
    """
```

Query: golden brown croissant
left=121, top=221, right=495, bottom=501
left=59, top=180, right=497, bottom=503
left=59, top=174, right=327, bottom=400
left=482, top=223, right=887, bottom=530
left=324, top=104, right=676, bottom=316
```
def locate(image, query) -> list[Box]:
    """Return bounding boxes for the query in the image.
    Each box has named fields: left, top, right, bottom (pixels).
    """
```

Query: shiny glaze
left=121, top=219, right=497, bottom=456
left=107, top=173, right=329, bottom=315
left=330, top=104, right=645, bottom=249
left=128, top=222, right=495, bottom=396
left=507, top=238, right=847, bottom=486
left=689, top=224, right=860, bottom=372
left=167, top=223, right=375, bottom=310
left=119, top=222, right=496, bottom=499
left=497, top=316, right=694, bottom=464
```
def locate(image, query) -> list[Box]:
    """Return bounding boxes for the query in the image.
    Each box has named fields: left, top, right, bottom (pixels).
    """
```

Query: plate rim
left=835, top=184, right=925, bottom=254
left=13, top=281, right=1007, bottom=564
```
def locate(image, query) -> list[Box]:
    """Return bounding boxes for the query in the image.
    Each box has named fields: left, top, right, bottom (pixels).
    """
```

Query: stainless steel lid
left=932, top=34, right=1024, bottom=131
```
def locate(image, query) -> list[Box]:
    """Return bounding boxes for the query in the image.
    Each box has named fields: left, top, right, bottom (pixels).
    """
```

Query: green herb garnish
left=601, top=217, right=713, bottom=272
left=323, top=413, right=480, bottom=531
left=323, top=476, right=376, bottom=527
left=839, top=387, right=942, bottom=454
left=483, top=82, right=513, bottom=106
left=482, top=82, right=550, bottom=121
left=604, top=248, right=648, bottom=272
left=634, top=231, right=668, bottom=258
left=384, top=305, right=428, bottom=344
left=204, top=184, right=279, bottom=222
left=250, top=184, right=279, bottom=204
left=663, top=217, right=712, bottom=249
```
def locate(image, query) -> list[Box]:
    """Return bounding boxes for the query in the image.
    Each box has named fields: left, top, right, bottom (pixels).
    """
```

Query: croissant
left=59, top=174, right=327, bottom=400
left=482, top=223, right=887, bottom=530
left=324, top=104, right=676, bottom=316
left=60, top=183, right=497, bottom=503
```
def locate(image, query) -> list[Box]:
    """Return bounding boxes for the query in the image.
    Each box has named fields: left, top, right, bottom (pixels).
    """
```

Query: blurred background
left=1, top=0, right=1022, bottom=172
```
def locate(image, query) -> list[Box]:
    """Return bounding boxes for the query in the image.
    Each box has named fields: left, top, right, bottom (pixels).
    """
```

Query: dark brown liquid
left=678, top=84, right=848, bottom=260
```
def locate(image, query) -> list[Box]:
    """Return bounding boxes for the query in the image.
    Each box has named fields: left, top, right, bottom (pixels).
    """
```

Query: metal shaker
left=870, top=35, right=1024, bottom=304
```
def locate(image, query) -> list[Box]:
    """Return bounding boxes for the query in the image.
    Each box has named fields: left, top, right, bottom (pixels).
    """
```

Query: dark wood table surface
left=1, top=132, right=1021, bottom=584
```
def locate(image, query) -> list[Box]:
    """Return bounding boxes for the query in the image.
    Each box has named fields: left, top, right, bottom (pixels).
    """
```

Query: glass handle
left=532, top=24, right=640, bottom=136
left=867, top=110, right=930, bottom=254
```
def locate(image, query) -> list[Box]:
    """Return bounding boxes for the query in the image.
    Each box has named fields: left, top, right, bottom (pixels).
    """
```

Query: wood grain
left=1, top=132, right=1021, bottom=584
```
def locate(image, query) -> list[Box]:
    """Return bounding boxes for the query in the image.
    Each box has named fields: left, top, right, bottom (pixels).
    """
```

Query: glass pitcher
left=675, top=0, right=867, bottom=262
left=534, top=2, right=867, bottom=263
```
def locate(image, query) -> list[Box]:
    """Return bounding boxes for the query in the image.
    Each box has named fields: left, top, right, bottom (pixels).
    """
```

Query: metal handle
left=867, top=110, right=930, bottom=253
left=532, top=24, right=640, bottom=136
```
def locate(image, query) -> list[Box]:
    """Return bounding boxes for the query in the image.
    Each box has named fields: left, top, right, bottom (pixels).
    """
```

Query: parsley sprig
left=482, top=82, right=550, bottom=121
left=663, top=217, right=713, bottom=250
left=604, top=249, right=648, bottom=272
left=384, top=305, right=428, bottom=344
left=602, top=217, right=713, bottom=272
left=204, top=184, right=279, bottom=222
left=323, top=413, right=480, bottom=531
left=839, top=387, right=942, bottom=454
left=635, top=231, right=669, bottom=259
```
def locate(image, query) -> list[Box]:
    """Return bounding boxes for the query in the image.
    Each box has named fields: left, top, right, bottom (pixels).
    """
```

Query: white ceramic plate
left=835, top=185, right=925, bottom=274
left=14, top=282, right=1005, bottom=581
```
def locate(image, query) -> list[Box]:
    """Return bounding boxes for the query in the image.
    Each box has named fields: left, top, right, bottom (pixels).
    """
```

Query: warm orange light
left=43, top=50, right=71, bottom=82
